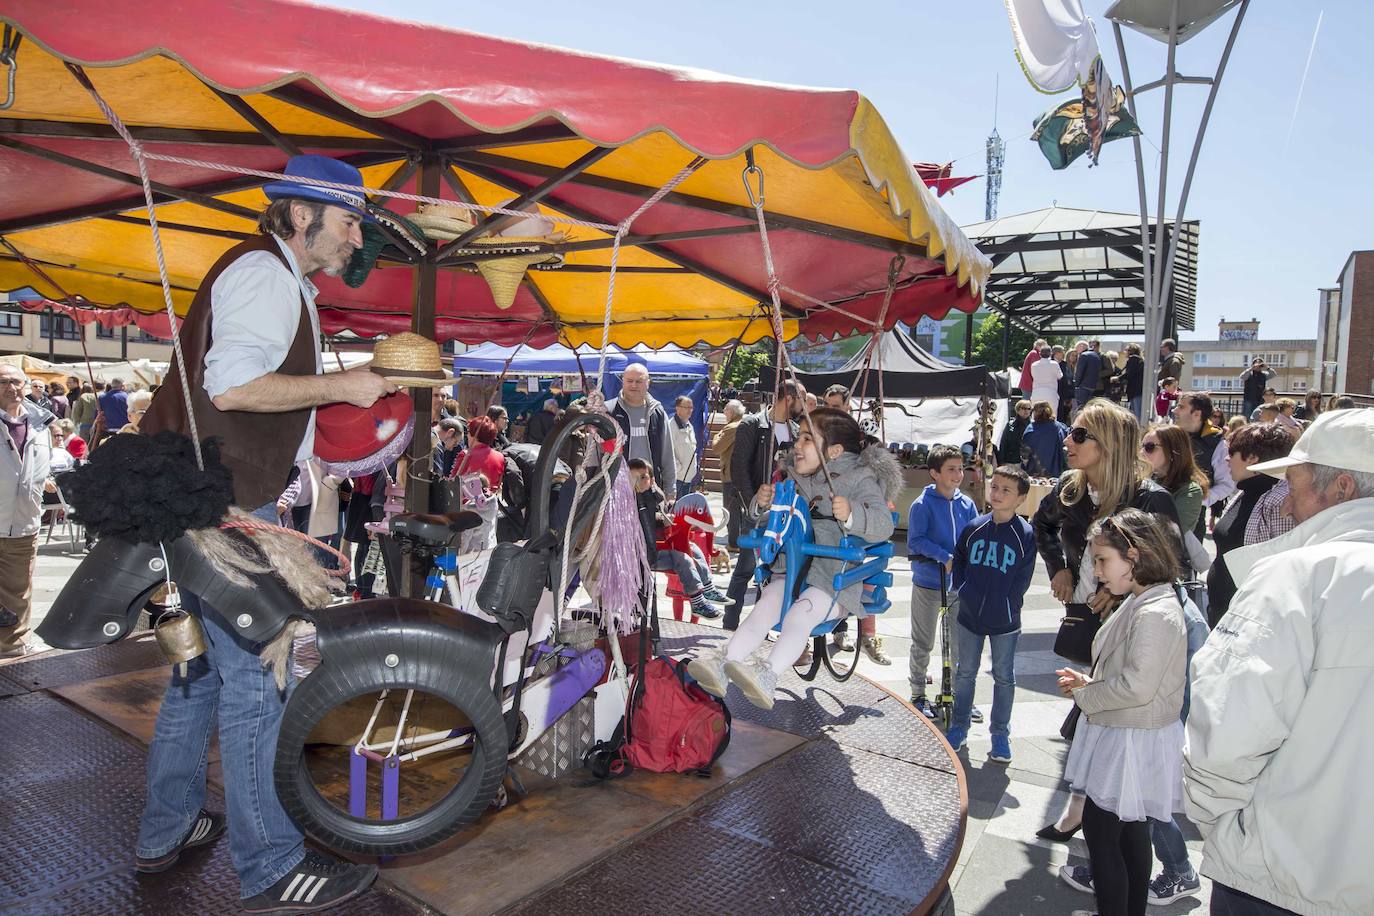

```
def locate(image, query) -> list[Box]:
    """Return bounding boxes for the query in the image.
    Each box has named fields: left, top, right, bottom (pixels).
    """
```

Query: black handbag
left=1059, top=657, right=1099, bottom=741
left=1053, top=602, right=1101, bottom=666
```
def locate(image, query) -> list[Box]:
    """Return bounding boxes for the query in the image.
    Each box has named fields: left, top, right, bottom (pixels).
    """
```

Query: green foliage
left=967, top=315, right=1062, bottom=372
left=717, top=343, right=771, bottom=389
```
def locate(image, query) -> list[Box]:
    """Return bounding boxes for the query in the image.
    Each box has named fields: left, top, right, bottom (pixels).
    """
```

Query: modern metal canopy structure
left=1107, top=0, right=1250, bottom=418
left=964, top=206, right=1198, bottom=336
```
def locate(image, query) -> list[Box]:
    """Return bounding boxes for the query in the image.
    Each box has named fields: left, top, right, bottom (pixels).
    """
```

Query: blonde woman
left=1032, top=399, right=1179, bottom=843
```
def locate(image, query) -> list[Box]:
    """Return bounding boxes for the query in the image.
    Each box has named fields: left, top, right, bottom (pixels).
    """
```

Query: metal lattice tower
left=985, top=128, right=1004, bottom=221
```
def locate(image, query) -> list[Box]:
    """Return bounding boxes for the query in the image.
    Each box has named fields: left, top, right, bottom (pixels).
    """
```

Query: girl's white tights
left=725, top=578, right=839, bottom=675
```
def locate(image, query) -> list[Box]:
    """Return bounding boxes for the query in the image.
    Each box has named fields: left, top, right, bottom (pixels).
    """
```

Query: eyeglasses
left=1068, top=427, right=1097, bottom=444
left=1141, top=441, right=1160, bottom=454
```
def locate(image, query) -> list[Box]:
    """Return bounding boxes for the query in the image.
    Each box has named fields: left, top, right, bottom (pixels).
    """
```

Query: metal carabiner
left=886, top=254, right=907, bottom=288
left=741, top=163, right=765, bottom=209
left=0, top=28, right=21, bottom=112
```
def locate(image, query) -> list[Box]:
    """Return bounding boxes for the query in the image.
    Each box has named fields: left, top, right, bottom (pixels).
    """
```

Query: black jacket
left=1206, top=475, right=1278, bottom=626
left=1118, top=354, right=1145, bottom=399
left=524, top=408, right=559, bottom=445
left=729, top=410, right=797, bottom=497
left=998, top=415, right=1029, bottom=466
left=1033, top=476, right=1179, bottom=586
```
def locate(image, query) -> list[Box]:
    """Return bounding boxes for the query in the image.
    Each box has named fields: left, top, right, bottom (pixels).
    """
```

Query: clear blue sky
left=330, top=0, right=1372, bottom=341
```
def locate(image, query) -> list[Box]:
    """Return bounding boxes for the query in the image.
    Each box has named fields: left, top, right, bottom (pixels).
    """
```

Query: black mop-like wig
left=65, top=431, right=236, bottom=543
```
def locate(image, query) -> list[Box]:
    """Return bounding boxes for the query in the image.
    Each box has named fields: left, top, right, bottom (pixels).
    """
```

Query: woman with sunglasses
left=1138, top=425, right=1207, bottom=537
left=1032, top=399, right=1178, bottom=844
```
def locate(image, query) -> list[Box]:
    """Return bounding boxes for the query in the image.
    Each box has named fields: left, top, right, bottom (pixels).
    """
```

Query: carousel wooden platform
left=0, top=621, right=966, bottom=915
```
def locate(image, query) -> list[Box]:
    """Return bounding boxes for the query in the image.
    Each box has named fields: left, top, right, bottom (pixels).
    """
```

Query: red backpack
left=587, top=655, right=731, bottom=778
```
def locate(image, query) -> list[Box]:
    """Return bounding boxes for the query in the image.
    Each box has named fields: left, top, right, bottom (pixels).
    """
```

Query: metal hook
left=0, top=28, right=20, bottom=112
left=741, top=155, right=765, bottom=209
left=886, top=254, right=906, bottom=288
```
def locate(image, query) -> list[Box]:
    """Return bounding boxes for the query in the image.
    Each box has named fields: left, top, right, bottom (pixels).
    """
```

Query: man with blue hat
left=138, top=154, right=392, bottom=912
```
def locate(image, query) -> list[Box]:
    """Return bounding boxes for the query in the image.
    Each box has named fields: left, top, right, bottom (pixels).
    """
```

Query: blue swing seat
left=736, top=480, right=898, bottom=639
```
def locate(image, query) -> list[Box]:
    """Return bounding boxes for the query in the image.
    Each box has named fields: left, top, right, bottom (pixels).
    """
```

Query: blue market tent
left=453, top=343, right=712, bottom=478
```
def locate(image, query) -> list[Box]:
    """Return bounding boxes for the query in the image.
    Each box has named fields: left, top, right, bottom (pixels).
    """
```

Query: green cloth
left=1032, top=85, right=1140, bottom=170
left=1171, top=480, right=1205, bottom=535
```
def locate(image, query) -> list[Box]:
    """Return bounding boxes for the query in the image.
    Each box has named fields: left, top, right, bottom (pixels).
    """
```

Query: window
left=136, top=329, right=168, bottom=344
left=1192, top=352, right=1208, bottom=366
left=40, top=314, right=81, bottom=340
left=0, top=313, right=19, bottom=336
left=95, top=324, right=116, bottom=340
left=1245, top=352, right=1287, bottom=367
left=1292, top=379, right=1307, bottom=392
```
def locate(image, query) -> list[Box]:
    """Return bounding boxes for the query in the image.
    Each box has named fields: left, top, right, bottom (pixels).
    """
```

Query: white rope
left=742, top=162, right=836, bottom=496
left=76, top=71, right=205, bottom=468
left=593, top=158, right=705, bottom=393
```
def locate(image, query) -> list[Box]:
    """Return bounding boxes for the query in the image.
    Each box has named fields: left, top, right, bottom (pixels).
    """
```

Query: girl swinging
left=688, top=408, right=900, bottom=709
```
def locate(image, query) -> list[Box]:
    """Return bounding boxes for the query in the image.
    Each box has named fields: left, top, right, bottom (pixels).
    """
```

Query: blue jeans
left=952, top=620, right=1018, bottom=736
left=137, top=504, right=304, bottom=898
left=1128, top=394, right=1142, bottom=418
left=1149, top=817, right=1193, bottom=879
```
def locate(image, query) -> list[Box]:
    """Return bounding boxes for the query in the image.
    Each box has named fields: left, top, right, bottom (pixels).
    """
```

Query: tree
left=967, top=315, right=1058, bottom=372
left=716, top=342, right=771, bottom=390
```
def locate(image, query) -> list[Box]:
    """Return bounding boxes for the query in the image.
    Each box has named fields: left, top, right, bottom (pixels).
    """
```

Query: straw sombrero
left=470, top=238, right=561, bottom=309
left=369, top=332, right=454, bottom=388
left=408, top=202, right=476, bottom=241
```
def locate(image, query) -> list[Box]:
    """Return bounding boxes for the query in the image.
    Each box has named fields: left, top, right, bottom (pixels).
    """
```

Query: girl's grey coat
left=745, top=443, right=902, bottom=616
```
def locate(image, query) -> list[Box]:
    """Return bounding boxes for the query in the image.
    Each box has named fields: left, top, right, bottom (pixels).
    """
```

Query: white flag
left=1004, top=0, right=1102, bottom=94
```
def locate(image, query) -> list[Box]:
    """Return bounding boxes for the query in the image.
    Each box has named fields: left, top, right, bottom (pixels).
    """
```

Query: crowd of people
left=5, top=274, right=1373, bottom=916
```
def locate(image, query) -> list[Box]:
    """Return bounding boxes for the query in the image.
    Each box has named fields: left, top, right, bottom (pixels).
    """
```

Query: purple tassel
left=594, top=452, right=652, bottom=634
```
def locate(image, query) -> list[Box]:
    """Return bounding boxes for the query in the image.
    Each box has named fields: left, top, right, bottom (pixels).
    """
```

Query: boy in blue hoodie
left=906, top=445, right=979, bottom=720
left=946, top=465, right=1036, bottom=763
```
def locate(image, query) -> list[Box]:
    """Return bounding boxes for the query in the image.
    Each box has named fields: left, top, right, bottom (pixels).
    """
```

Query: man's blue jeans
left=952, top=620, right=1018, bottom=736
left=137, top=504, right=304, bottom=898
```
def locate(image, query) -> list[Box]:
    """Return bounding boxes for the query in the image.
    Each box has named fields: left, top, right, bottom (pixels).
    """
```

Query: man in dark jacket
left=997, top=400, right=1031, bottom=466
left=606, top=363, right=676, bottom=498
left=1158, top=338, right=1185, bottom=386
left=523, top=398, right=560, bottom=445
left=722, top=380, right=805, bottom=629
left=1115, top=343, right=1146, bottom=417
left=1073, top=341, right=1101, bottom=414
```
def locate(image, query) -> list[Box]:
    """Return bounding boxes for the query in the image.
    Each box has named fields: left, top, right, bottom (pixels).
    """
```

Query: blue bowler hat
left=263, top=155, right=375, bottom=221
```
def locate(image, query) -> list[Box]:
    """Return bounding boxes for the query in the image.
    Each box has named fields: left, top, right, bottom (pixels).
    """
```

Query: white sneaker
left=687, top=651, right=729, bottom=698
left=724, top=658, right=778, bottom=710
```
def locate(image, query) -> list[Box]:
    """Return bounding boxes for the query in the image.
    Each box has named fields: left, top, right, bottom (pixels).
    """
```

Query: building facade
left=1, top=297, right=172, bottom=365
left=1315, top=251, right=1374, bottom=396
left=1177, top=320, right=1315, bottom=395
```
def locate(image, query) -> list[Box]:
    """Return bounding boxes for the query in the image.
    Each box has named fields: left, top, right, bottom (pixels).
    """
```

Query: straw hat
left=471, top=238, right=561, bottom=309
left=408, top=202, right=476, bottom=241
left=369, top=332, right=454, bottom=387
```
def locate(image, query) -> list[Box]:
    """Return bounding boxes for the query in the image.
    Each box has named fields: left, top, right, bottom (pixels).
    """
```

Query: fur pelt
left=857, top=441, right=904, bottom=503
left=65, top=431, right=235, bottom=543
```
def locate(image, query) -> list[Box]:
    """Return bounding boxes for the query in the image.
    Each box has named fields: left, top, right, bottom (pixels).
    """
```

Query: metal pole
left=999, top=311, right=1011, bottom=373
left=404, top=153, right=441, bottom=597
left=964, top=312, right=974, bottom=364
left=46, top=304, right=54, bottom=359
left=1145, top=0, right=1181, bottom=409
left=1157, top=1, right=1249, bottom=327
left=1113, top=21, right=1156, bottom=422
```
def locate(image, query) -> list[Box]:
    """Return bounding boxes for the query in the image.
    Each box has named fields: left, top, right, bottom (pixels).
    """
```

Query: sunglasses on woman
left=1068, top=427, right=1097, bottom=444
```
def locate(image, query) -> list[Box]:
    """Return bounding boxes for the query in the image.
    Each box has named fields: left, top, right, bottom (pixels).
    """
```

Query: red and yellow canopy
left=0, top=0, right=989, bottom=348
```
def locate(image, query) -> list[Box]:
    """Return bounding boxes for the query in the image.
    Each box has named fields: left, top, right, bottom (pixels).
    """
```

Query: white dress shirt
left=202, top=235, right=323, bottom=461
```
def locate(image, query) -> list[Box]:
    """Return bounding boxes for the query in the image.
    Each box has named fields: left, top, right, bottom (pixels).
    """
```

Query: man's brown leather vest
left=142, top=235, right=317, bottom=509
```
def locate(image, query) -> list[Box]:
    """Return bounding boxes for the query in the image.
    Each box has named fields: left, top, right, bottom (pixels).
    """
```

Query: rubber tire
left=274, top=664, right=509, bottom=856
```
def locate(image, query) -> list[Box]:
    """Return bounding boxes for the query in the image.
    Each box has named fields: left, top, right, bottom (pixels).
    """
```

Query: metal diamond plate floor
left=0, top=692, right=418, bottom=914
left=5, top=620, right=963, bottom=914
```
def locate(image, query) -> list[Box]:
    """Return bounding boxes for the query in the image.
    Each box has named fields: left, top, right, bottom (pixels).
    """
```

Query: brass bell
left=154, top=608, right=207, bottom=673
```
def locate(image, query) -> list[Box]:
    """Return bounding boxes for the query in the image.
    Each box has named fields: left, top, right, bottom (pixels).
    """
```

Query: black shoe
left=242, top=851, right=378, bottom=913
left=135, top=810, right=226, bottom=873
left=1036, top=820, right=1082, bottom=842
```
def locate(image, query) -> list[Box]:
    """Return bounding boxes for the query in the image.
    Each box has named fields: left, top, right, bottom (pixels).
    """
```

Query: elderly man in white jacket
left=1184, top=408, right=1374, bottom=916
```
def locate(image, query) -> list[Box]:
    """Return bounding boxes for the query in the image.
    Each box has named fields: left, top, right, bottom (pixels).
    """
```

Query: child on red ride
left=628, top=458, right=730, bottom=619
left=688, top=408, right=900, bottom=709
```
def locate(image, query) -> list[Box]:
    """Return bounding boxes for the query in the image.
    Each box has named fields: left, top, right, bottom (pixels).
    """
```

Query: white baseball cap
left=1249, top=408, right=1374, bottom=478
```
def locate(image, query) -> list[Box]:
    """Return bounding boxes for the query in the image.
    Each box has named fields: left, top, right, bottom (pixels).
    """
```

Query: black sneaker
left=135, top=810, right=225, bottom=873
left=242, top=850, right=379, bottom=913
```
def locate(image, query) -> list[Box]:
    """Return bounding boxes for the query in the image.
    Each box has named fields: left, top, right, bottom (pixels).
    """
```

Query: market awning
left=963, top=206, right=1198, bottom=335
left=0, top=0, right=990, bottom=349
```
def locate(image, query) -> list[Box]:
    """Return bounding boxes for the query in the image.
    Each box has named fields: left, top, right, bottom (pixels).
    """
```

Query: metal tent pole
left=1143, top=1, right=1181, bottom=423
left=1113, top=21, right=1156, bottom=422
left=1156, top=1, right=1250, bottom=337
